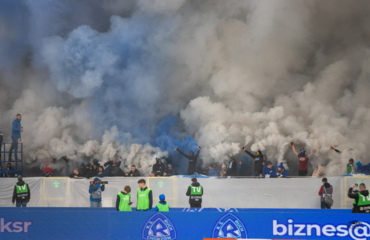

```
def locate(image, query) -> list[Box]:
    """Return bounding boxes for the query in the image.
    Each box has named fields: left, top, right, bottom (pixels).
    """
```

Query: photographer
left=348, top=183, right=370, bottom=213
left=89, top=177, right=106, bottom=207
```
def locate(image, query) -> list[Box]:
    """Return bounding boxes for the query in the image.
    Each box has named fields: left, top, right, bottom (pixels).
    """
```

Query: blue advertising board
left=0, top=208, right=369, bottom=239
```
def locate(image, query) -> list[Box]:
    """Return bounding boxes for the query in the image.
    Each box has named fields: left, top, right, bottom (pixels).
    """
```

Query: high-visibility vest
left=137, top=188, right=151, bottom=210
left=117, top=192, right=132, bottom=211
left=357, top=192, right=370, bottom=213
left=156, top=203, right=169, bottom=212
left=190, top=185, right=203, bottom=195
left=16, top=184, right=28, bottom=194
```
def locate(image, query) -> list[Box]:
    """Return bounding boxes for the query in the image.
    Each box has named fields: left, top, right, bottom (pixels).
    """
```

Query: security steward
left=12, top=175, right=31, bottom=207
left=348, top=183, right=370, bottom=213
left=186, top=177, right=203, bottom=208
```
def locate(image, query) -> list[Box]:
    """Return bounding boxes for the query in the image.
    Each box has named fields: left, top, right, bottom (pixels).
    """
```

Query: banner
left=0, top=208, right=369, bottom=240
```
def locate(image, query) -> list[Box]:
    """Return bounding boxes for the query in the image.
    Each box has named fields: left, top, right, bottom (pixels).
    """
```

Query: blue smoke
left=156, top=115, right=199, bottom=174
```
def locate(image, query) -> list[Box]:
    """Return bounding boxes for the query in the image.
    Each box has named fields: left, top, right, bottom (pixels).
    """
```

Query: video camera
left=91, top=181, right=109, bottom=185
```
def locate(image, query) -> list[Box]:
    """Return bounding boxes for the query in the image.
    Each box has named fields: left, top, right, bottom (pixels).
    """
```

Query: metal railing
left=0, top=142, right=23, bottom=177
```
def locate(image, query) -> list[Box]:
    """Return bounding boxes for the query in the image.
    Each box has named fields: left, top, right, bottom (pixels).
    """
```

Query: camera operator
left=89, top=177, right=106, bottom=207
left=348, top=183, right=370, bottom=213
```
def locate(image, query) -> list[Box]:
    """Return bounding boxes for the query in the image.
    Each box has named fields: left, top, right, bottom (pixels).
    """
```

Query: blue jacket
left=11, top=119, right=21, bottom=138
left=277, top=164, right=288, bottom=177
left=356, top=163, right=370, bottom=175
left=97, top=165, right=112, bottom=178
left=89, top=183, right=105, bottom=202
left=208, top=167, right=218, bottom=176
left=263, top=165, right=277, bottom=178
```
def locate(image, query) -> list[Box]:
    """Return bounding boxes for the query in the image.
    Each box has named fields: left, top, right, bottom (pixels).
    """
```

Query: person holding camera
left=89, top=177, right=106, bottom=207
left=116, top=185, right=132, bottom=211
left=348, top=183, right=370, bottom=213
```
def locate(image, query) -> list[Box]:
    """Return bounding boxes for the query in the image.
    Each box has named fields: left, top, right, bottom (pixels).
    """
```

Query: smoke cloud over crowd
left=1, top=0, right=370, bottom=175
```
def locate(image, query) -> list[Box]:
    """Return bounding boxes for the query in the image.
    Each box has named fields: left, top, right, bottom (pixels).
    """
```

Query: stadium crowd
left=1, top=114, right=370, bottom=178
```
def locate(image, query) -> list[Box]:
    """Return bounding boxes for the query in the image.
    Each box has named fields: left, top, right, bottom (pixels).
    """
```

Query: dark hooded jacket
left=12, top=180, right=31, bottom=203
left=348, top=188, right=370, bottom=213
left=152, top=160, right=166, bottom=176
left=226, top=158, right=238, bottom=176
left=177, top=149, right=200, bottom=175
left=243, top=148, right=263, bottom=175
left=186, top=182, right=204, bottom=204
left=111, top=161, right=124, bottom=176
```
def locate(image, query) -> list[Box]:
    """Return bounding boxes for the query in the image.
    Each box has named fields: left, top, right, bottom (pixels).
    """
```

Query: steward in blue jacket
left=276, top=163, right=288, bottom=178
left=263, top=162, right=277, bottom=178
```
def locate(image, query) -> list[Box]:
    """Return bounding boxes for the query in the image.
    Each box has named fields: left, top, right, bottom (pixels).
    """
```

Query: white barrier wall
left=0, top=176, right=369, bottom=209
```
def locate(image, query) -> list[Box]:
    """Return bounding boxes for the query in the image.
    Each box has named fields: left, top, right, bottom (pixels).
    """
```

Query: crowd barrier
left=0, top=175, right=370, bottom=209
left=0, top=208, right=369, bottom=240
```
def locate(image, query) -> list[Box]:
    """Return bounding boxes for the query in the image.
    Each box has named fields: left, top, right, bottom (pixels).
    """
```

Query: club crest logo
left=212, top=213, right=247, bottom=239
left=142, top=213, right=177, bottom=240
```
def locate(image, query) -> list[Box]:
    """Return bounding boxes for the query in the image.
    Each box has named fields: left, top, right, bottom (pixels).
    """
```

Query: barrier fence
left=0, top=176, right=370, bottom=209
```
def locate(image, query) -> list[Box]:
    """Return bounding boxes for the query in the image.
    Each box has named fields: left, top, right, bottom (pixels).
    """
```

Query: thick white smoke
left=1, top=0, right=370, bottom=176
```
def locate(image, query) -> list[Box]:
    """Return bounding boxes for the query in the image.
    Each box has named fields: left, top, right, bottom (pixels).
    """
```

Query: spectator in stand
left=276, top=163, right=288, bottom=178
left=9, top=114, right=22, bottom=162
left=348, top=183, right=370, bottom=213
left=347, top=159, right=356, bottom=175
left=164, top=164, right=177, bottom=176
left=150, top=171, right=155, bottom=177
left=125, top=165, right=140, bottom=177
left=97, top=162, right=112, bottom=177
left=330, top=146, right=357, bottom=175
left=226, top=157, right=237, bottom=176
left=238, top=157, right=249, bottom=176
left=79, top=162, right=87, bottom=177
left=151, top=194, right=169, bottom=212
left=111, top=158, right=124, bottom=176
left=5, top=163, right=15, bottom=177
left=291, top=142, right=316, bottom=176
left=175, top=146, right=201, bottom=175
left=318, top=177, right=333, bottom=209
left=208, top=164, right=218, bottom=176
left=91, top=163, right=99, bottom=176
left=12, top=176, right=30, bottom=207
left=69, top=168, right=81, bottom=178
left=356, top=161, right=370, bottom=175
left=85, top=164, right=94, bottom=178
left=220, top=163, right=227, bottom=177
left=97, top=166, right=104, bottom=175
left=152, top=158, right=166, bottom=176
left=263, top=161, right=277, bottom=178
left=43, top=162, right=53, bottom=177
left=241, top=146, right=264, bottom=177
